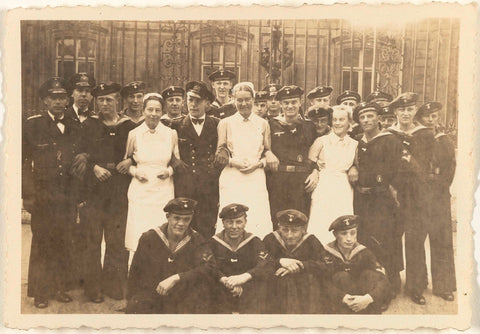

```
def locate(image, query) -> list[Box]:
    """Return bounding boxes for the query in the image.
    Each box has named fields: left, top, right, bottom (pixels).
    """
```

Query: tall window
left=56, top=39, right=96, bottom=79
left=342, top=47, right=373, bottom=97
left=201, top=43, right=241, bottom=81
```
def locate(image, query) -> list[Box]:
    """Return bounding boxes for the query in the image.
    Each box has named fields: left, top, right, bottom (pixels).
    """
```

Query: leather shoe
left=55, top=291, right=72, bottom=303
left=434, top=292, right=454, bottom=301
left=409, top=293, right=426, bottom=305
left=34, top=297, right=48, bottom=309
left=104, top=289, right=124, bottom=301
left=89, top=292, right=104, bottom=303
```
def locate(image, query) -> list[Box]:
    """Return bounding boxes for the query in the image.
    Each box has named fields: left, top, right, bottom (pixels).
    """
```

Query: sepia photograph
left=3, top=3, right=476, bottom=330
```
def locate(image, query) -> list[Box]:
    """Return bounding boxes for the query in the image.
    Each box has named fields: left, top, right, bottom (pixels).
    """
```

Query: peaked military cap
left=352, top=102, right=382, bottom=123
left=365, top=90, right=393, bottom=104
left=275, top=85, right=304, bottom=101
left=380, top=105, right=394, bottom=117
left=92, top=82, right=122, bottom=97
left=307, top=86, right=333, bottom=100
left=276, top=209, right=308, bottom=226
left=67, top=72, right=96, bottom=93
left=307, top=106, right=332, bottom=119
left=329, top=215, right=360, bottom=232
left=219, top=203, right=249, bottom=220
left=185, top=81, right=215, bottom=103
left=336, top=90, right=361, bottom=105
left=208, top=68, right=236, bottom=82
left=263, top=83, right=283, bottom=98
left=39, top=77, right=68, bottom=98
left=120, top=81, right=146, bottom=98
left=417, top=101, right=443, bottom=118
left=161, top=86, right=185, bottom=100
left=164, top=197, right=198, bottom=215
left=255, top=91, right=269, bottom=102
left=389, top=92, right=418, bottom=110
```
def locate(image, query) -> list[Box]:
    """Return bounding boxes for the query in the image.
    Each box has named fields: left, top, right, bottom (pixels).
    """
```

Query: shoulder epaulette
left=27, top=114, right=43, bottom=120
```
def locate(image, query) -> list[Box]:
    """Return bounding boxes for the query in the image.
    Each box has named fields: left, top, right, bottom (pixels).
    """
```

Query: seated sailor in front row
left=126, top=197, right=215, bottom=314
left=263, top=209, right=329, bottom=314
left=209, top=204, right=274, bottom=314
left=322, top=215, right=390, bottom=314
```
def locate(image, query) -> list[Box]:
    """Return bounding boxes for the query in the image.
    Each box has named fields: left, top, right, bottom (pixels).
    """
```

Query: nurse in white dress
left=124, top=93, right=179, bottom=252
left=308, top=106, right=358, bottom=245
left=215, top=82, right=273, bottom=239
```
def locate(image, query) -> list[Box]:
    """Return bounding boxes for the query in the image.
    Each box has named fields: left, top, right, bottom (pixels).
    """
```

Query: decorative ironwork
left=160, top=22, right=189, bottom=86
left=260, top=24, right=293, bottom=83
left=376, top=32, right=402, bottom=96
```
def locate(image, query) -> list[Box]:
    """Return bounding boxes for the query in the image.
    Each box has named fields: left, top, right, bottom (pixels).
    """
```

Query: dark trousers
left=267, top=171, right=310, bottom=230
left=175, top=177, right=219, bottom=239
left=27, top=184, right=75, bottom=300
left=84, top=175, right=129, bottom=298
left=328, top=270, right=389, bottom=314
left=210, top=281, right=267, bottom=314
left=354, top=190, right=403, bottom=293
left=126, top=280, right=211, bottom=314
left=404, top=187, right=456, bottom=295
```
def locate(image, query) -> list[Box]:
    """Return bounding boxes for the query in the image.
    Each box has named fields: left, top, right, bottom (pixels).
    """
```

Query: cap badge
left=193, top=85, right=201, bottom=92
left=232, top=205, right=237, bottom=213
left=286, top=89, right=290, bottom=95
left=100, top=84, right=105, bottom=90
left=133, top=84, right=138, bottom=89
left=269, top=87, right=276, bottom=93
left=80, top=74, right=88, bottom=81
left=288, top=214, right=294, bottom=222
left=182, top=200, right=189, bottom=208
left=344, top=218, right=350, bottom=226
left=53, top=81, right=61, bottom=88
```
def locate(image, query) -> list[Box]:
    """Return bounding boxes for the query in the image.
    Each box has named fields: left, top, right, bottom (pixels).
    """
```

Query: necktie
left=192, top=118, right=204, bottom=125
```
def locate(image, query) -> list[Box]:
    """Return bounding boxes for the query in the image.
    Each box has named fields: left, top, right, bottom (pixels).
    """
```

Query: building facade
left=21, top=19, right=459, bottom=135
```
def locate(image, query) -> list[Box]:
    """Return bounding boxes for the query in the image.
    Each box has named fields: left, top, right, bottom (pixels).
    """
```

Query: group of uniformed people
left=22, top=67, right=456, bottom=313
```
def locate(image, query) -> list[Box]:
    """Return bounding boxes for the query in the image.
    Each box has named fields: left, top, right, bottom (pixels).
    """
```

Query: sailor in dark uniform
left=416, top=101, right=456, bottom=302
left=379, top=105, right=397, bottom=130
left=351, top=102, right=404, bottom=302
left=336, top=90, right=362, bottom=138
left=387, top=92, right=435, bottom=305
left=64, top=72, right=96, bottom=290
left=253, top=90, right=269, bottom=119
left=82, top=82, right=136, bottom=302
left=169, top=81, right=221, bottom=239
left=126, top=198, right=215, bottom=314
left=307, top=85, right=333, bottom=110
left=159, top=85, right=185, bottom=121
left=263, top=83, right=283, bottom=119
left=209, top=204, right=274, bottom=314
left=208, top=68, right=237, bottom=119
left=120, top=81, right=146, bottom=124
left=263, top=209, right=328, bottom=314
left=23, top=77, right=85, bottom=308
left=322, top=215, right=390, bottom=314
left=266, top=85, right=319, bottom=229
left=307, top=106, right=332, bottom=137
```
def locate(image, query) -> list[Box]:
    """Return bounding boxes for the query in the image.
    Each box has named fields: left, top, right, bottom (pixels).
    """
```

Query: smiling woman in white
left=124, top=93, right=179, bottom=252
left=215, top=82, right=273, bottom=239
left=308, top=106, right=358, bottom=245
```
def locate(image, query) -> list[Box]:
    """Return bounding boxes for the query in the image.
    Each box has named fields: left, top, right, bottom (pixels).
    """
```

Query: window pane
left=363, top=71, right=372, bottom=97
left=77, top=40, right=96, bottom=58
left=363, top=48, right=374, bottom=68
left=352, top=71, right=359, bottom=92
left=78, top=61, right=95, bottom=76
left=342, top=71, right=351, bottom=92
left=224, top=44, right=241, bottom=63
left=203, top=44, right=220, bottom=62
left=57, top=39, right=75, bottom=58
left=57, top=60, right=75, bottom=78
left=343, top=48, right=360, bottom=68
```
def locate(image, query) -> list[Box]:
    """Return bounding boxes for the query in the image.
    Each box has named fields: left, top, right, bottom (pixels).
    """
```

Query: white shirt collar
left=47, top=110, right=64, bottom=121
left=189, top=114, right=206, bottom=121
